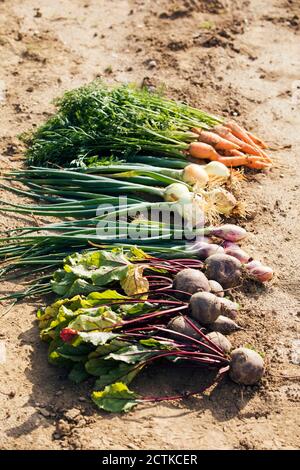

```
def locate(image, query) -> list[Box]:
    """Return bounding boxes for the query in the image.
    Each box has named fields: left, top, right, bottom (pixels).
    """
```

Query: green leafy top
left=51, top=247, right=152, bottom=298
left=91, top=382, right=140, bottom=413
left=22, top=80, right=221, bottom=167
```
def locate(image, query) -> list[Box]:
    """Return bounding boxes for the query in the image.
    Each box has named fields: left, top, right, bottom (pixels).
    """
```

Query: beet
left=190, top=291, right=222, bottom=325
left=205, top=253, right=242, bottom=289
left=167, top=316, right=204, bottom=341
left=173, top=268, right=210, bottom=295
left=229, top=347, right=264, bottom=385
left=206, top=331, right=232, bottom=354
left=219, top=297, right=239, bottom=320
left=208, top=280, right=224, bottom=297
left=209, top=315, right=241, bottom=334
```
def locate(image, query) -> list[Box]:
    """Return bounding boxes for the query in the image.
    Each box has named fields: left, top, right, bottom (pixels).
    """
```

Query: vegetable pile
left=0, top=81, right=274, bottom=412
left=34, top=245, right=266, bottom=412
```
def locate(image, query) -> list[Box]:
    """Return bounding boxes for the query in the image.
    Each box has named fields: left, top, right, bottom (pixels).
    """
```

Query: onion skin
left=209, top=224, right=247, bottom=242
left=183, top=164, right=209, bottom=187
left=209, top=188, right=237, bottom=216
left=204, top=161, right=230, bottom=178
left=229, top=347, right=264, bottom=385
left=222, top=241, right=236, bottom=249
left=164, top=183, right=191, bottom=202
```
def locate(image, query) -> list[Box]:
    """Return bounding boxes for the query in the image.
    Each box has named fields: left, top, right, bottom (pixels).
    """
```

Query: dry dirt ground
left=0, top=0, right=300, bottom=450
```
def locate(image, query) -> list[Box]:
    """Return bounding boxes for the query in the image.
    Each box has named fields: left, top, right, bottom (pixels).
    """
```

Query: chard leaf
left=86, top=290, right=128, bottom=304
left=68, top=363, right=90, bottom=383
left=127, top=246, right=153, bottom=261
left=55, top=342, right=91, bottom=362
left=77, top=331, right=118, bottom=346
left=68, top=307, right=121, bottom=331
left=91, top=265, right=129, bottom=287
left=106, top=344, right=153, bottom=364
left=94, top=363, right=144, bottom=389
left=139, top=338, right=174, bottom=349
left=85, top=358, right=116, bottom=376
left=88, top=339, right=130, bottom=359
left=118, top=301, right=153, bottom=316
left=91, top=382, right=139, bottom=413
left=120, top=264, right=149, bottom=296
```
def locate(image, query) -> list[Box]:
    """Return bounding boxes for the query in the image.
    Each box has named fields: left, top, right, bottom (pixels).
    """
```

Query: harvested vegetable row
left=36, top=273, right=265, bottom=412
left=21, top=81, right=272, bottom=169
left=0, top=164, right=244, bottom=223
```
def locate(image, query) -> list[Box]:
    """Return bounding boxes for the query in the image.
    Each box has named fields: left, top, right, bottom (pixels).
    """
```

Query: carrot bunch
left=22, top=81, right=271, bottom=171
left=190, top=121, right=271, bottom=169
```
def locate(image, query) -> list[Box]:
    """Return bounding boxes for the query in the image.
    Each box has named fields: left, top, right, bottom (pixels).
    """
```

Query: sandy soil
left=0, top=0, right=299, bottom=450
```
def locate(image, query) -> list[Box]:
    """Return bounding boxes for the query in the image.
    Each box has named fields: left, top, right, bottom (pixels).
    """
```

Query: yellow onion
left=164, top=183, right=191, bottom=203
left=182, top=164, right=209, bottom=188
left=204, top=161, right=230, bottom=178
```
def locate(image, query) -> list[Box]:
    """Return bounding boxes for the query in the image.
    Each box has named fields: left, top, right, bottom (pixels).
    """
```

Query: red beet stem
left=183, top=315, right=226, bottom=357
left=122, top=304, right=188, bottom=326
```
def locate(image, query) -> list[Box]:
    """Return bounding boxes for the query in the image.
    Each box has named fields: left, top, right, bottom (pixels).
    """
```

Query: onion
left=175, top=194, right=205, bottom=227
left=209, top=224, right=247, bottom=242
left=204, top=161, right=230, bottom=178
left=222, top=241, right=237, bottom=249
left=196, top=242, right=225, bottom=260
left=245, top=260, right=273, bottom=282
left=164, top=183, right=191, bottom=203
left=182, top=164, right=209, bottom=188
left=224, top=246, right=250, bottom=263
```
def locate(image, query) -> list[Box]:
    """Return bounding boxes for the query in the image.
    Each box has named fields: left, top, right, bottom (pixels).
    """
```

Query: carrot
left=192, top=128, right=240, bottom=151
left=222, top=149, right=245, bottom=157
left=246, top=131, right=268, bottom=149
left=213, top=125, right=248, bottom=146
left=224, top=121, right=272, bottom=162
left=217, top=156, right=270, bottom=169
left=189, top=142, right=222, bottom=161
left=224, top=121, right=257, bottom=147
left=213, top=125, right=264, bottom=158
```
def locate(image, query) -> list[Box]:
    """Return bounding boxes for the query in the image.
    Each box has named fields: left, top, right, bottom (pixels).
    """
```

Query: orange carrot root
left=253, top=147, right=272, bottom=163
left=213, top=125, right=263, bottom=157
left=224, top=121, right=256, bottom=146
left=217, top=156, right=271, bottom=169
left=222, top=149, right=245, bottom=157
left=189, top=142, right=222, bottom=161
left=246, top=131, right=268, bottom=149
left=224, top=121, right=272, bottom=162
left=192, top=128, right=240, bottom=151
